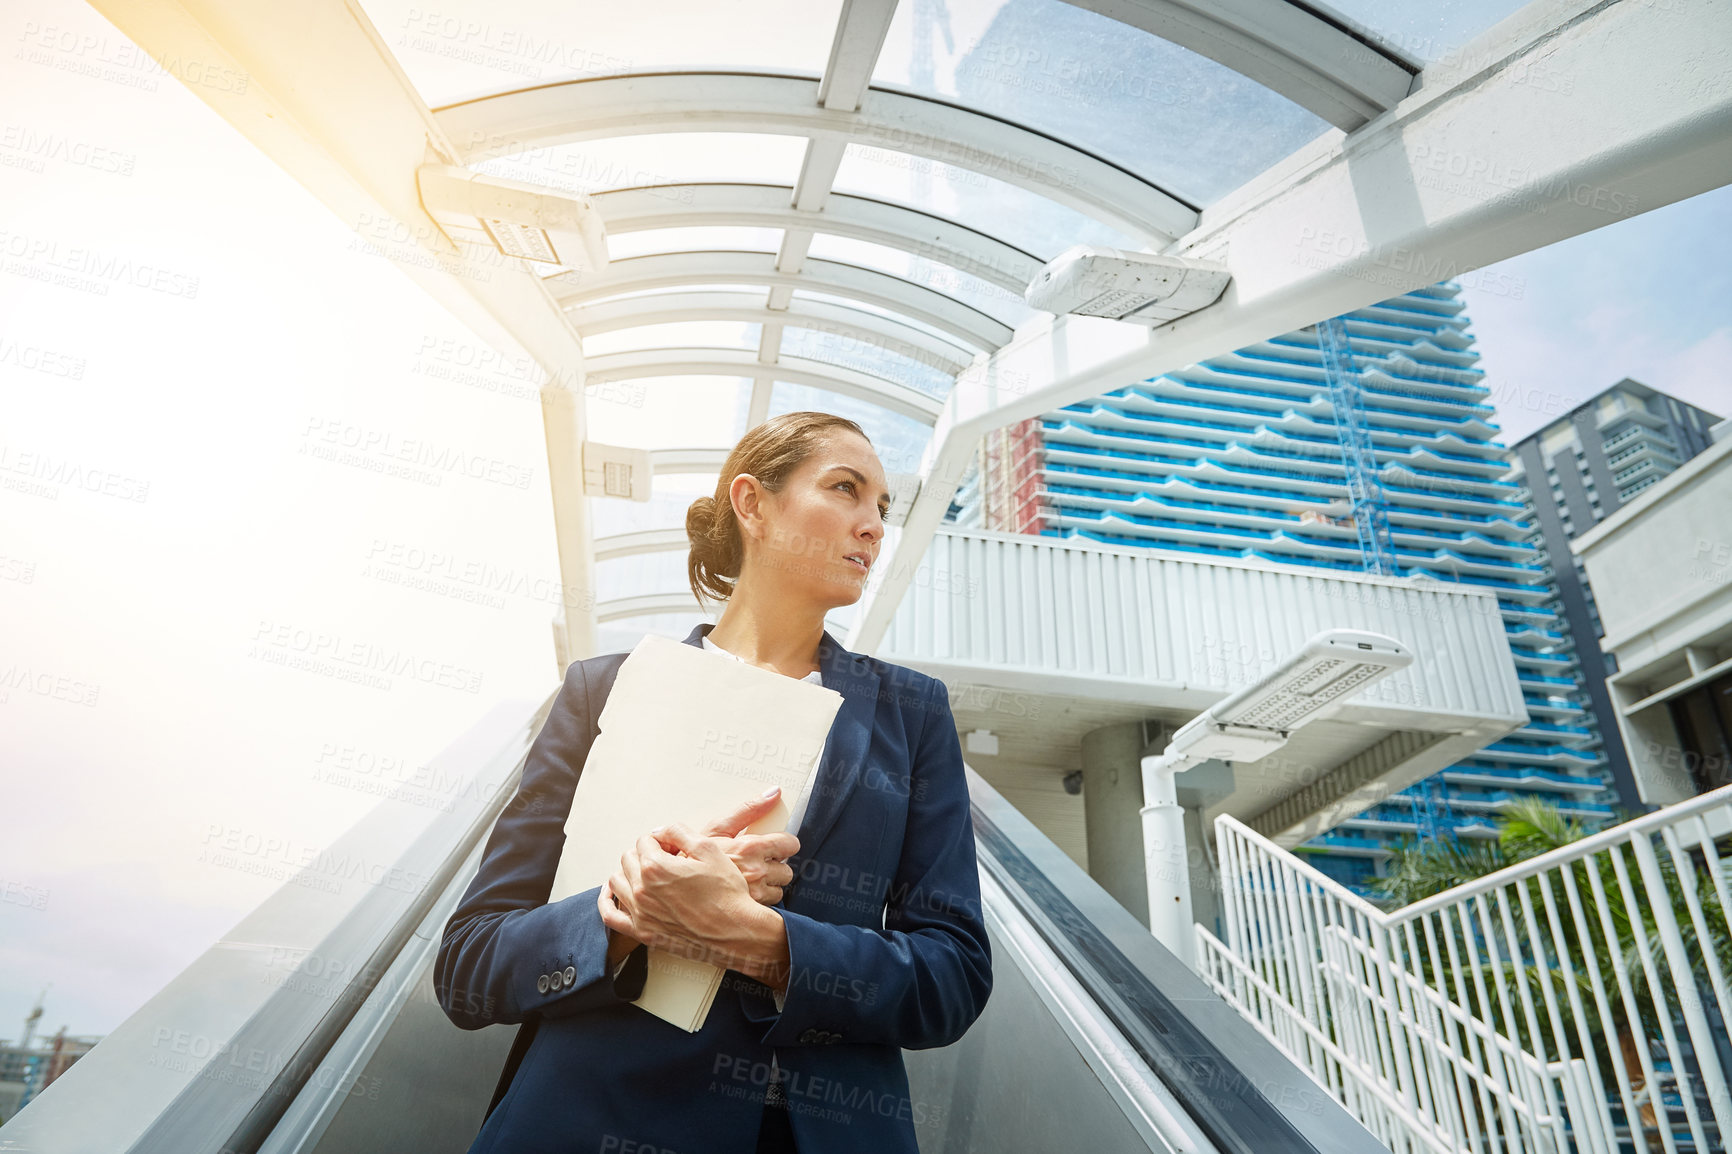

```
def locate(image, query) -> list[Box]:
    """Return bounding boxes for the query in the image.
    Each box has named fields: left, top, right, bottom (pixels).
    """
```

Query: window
left=1666, top=671, right=1732, bottom=794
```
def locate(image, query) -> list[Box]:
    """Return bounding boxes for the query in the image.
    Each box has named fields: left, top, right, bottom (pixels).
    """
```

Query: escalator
left=0, top=695, right=1385, bottom=1154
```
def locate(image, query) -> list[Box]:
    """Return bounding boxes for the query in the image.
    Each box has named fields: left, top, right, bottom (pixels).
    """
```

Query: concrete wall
left=1575, top=437, right=1732, bottom=803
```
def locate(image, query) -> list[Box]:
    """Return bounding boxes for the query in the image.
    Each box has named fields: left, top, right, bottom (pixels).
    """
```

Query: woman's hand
left=596, top=788, right=801, bottom=968
left=709, top=789, right=801, bottom=906
left=598, top=822, right=791, bottom=984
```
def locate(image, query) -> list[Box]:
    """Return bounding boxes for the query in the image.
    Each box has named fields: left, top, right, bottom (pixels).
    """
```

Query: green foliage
left=1371, top=795, right=1593, bottom=909
left=1359, top=797, right=1731, bottom=1093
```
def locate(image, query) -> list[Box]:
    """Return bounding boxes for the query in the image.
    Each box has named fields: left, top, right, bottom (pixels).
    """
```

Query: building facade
left=950, top=282, right=1621, bottom=892
left=1504, top=379, right=1724, bottom=810
left=0, top=1029, right=100, bottom=1123
left=1574, top=424, right=1732, bottom=811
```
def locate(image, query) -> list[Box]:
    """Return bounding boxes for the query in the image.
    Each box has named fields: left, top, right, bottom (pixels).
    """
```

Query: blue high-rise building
left=950, top=282, right=1617, bottom=891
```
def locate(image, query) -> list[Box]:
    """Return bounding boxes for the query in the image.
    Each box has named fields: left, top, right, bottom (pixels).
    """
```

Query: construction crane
left=1319, top=317, right=1452, bottom=845
left=1317, top=317, right=1399, bottom=578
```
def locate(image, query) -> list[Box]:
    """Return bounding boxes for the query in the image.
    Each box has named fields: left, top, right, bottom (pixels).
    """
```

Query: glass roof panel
left=806, top=235, right=1037, bottom=328
left=1315, top=0, right=1533, bottom=65
left=597, top=612, right=712, bottom=655
left=607, top=227, right=783, bottom=261
left=832, top=144, right=1139, bottom=259
left=591, top=471, right=719, bottom=538
left=596, top=550, right=692, bottom=604
left=781, top=326, right=954, bottom=400
left=583, top=322, right=760, bottom=358
left=787, top=291, right=977, bottom=357
left=473, top=133, right=809, bottom=193
left=871, top=0, right=1331, bottom=205
left=768, top=383, right=933, bottom=479
left=358, top=0, right=843, bottom=107
left=585, top=374, right=749, bottom=449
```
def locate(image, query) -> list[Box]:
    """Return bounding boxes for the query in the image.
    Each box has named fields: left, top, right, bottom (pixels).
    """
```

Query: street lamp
left=1142, top=629, right=1413, bottom=968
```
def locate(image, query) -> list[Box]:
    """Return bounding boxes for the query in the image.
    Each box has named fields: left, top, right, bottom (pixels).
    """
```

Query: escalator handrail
left=965, top=766, right=1387, bottom=1154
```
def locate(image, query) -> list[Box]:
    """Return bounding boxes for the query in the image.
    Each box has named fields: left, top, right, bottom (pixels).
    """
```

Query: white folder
left=547, top=632, right=843, bottom=1031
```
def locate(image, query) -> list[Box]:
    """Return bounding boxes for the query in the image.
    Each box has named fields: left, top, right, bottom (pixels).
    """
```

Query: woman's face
left=736, top=431, right=889, bottom=608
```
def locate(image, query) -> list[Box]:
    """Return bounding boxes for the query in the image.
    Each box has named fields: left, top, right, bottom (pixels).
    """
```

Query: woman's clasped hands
left=597, top=786, right=800, bottom=984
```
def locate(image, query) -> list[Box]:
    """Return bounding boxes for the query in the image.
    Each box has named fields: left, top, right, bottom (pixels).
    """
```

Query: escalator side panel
left=904, top=915, right=1192, bottom=1154
left=302, top=963, right=515, bottom=1154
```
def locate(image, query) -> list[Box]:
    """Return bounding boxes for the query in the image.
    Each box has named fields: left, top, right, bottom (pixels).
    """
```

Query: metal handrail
left=1203, top=784, right=1732, bottom=1154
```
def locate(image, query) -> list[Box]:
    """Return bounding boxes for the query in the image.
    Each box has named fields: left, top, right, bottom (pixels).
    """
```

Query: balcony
left=871, top=528, right=1527, bottom=849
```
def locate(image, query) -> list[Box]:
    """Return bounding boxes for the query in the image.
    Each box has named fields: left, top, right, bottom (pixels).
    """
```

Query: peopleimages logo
left=300, top=417, right=535, bottom=490
left=248, top=619, right=485, bottom=694
left=0, top=229, right=200, bottom=298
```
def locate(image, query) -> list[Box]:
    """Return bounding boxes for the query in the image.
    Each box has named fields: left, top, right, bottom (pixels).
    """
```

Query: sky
left=1460, top=183, right=1732, bottom=443
left=1, top=0, right=1728, bottom=1047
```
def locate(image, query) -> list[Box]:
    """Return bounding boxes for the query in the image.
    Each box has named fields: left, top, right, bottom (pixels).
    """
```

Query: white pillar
left=1141, top=752, right=1196, bottom=970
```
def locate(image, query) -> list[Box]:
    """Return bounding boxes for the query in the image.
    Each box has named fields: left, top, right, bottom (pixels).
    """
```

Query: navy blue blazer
left=436, top=621, right=993, bottom=1154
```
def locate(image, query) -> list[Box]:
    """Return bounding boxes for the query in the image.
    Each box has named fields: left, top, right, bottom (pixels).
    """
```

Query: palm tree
left=1372, top=796, right=1594, bottom=908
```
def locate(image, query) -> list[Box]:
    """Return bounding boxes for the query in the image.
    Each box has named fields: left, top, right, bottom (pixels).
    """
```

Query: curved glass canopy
left=345, top=0, right=1548, bottom=644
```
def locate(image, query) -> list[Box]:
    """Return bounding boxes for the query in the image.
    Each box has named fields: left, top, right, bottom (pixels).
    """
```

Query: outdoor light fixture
left=580, top=442, right=652, bottom=501
left=417, top=164, right=609, bottom=270
left=1142, top=630, right=1412, bottom=968
left=1023, top=246, right=1231, bottom=325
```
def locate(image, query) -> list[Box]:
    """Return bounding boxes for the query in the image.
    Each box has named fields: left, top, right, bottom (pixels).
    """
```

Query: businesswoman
left=436, top=411, right=994, bottom=1154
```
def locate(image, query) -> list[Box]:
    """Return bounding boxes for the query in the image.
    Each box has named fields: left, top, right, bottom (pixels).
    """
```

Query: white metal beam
left=573, top=290, right=974, bottom=375
left=597, top=592, right=704, bottom=622
left=1057, top=0, right=1415, bottom=131
left=650, top=448, right=728, bottom=474
left=553, top=251, right=1015, bottom=350
left=434, top=73, right=1197, bottom=243
left=590, top=184, right=1044, bottom=290
left=86, top=0, right=608, bottom=666
left=818, top=0, right=901, bottom=113
left=584, top=348, right=944, bottom=424
left=847, top=0, right=1732, bottom=653
left=594, top=527, right=687, bottom=562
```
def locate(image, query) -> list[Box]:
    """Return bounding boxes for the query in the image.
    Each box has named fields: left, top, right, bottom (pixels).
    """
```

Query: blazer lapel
left=680, top=621, right=879, bottom=858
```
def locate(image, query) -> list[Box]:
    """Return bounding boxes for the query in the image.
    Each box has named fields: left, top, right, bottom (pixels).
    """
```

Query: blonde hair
left=685, top=412, right=871, bottom=607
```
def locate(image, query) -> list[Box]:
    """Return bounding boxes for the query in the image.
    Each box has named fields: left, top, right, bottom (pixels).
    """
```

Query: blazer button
left=563, top=965, right=576, bottom=985
left=537, top=974, right=550, bottom=995
left=827, top=1032, right=843, bottom=1044
left=550, top=969, right=563, bottom=991
left=798, top=1028, right=816, bottom=1043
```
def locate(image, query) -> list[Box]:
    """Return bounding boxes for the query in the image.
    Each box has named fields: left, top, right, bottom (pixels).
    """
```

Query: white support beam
left=650, top=448, right=729, bottom=474
left=757, top=321, right=784, bottom=365
left=747, top=379, right=776, bottom=428
left=847, top=0, right=1732, bottom=653
left=589, top=184, right=1044, bottom=291
left=87, top=0, right=608, bottom=666
left=571, top=290, right=975, bottom=375
left=594, top=527, right=687, bottom=562
left=435, top=73, right=1197, bottom=243
left=553, top=251, right=1015, bottom=350
left=776, top=230, right=816, bottom=275
left=791, top=137, right=848, bottom=215
left=818, top=0, right=902, bottom=113
left=1058, top=0, right=1416, bottom=130
left=584, top=348, right=944, bottom=424
left=598, top=592, right=705, bottom=622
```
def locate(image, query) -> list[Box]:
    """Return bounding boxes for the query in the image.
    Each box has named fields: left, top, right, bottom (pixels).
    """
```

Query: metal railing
left=1198, top=785, right=1732, bottom=1153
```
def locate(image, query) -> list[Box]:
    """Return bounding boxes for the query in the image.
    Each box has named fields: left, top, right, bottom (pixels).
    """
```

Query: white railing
left=1198, top=785, right=1732, bottom=1154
